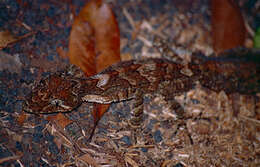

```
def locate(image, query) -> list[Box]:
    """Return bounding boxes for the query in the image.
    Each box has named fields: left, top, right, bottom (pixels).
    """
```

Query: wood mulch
left=0, top=0, right=259, bottom=166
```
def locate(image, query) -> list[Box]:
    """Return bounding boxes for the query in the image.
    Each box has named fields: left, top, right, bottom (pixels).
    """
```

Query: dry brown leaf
left=86, top=0, right=120, bottom=72
left=47, top=113, right=73, bottom=129
left=211, top=0, right=246, bottom=54
left=67, top=0, right=120, bottom=74
left=0, top=30, right=18, bottom=49
left=67, top=18, right=96, bottom=75
left=67, top=0, right=121, bottom=139
left=92, top=103, right=110, bottom=125
left=0, top=30, right=34, bottom=49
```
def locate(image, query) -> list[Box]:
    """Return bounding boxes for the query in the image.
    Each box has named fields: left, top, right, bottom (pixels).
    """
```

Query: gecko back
left=23, top=48, right=260, bottom=115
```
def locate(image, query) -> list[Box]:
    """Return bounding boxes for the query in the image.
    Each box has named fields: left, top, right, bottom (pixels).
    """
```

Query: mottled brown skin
left=24, top=74, right=80, bottom=114
left=23, top=51, right=260, bottom=129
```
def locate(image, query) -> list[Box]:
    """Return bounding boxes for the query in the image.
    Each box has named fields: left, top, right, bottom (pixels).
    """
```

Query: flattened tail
left=195, top=48, right=260, bottom=95
left=219, top=47, right=260, bottom=64
left=218, top=48, right=260, bottom=95
left=192, top=47, right=260, bottom=64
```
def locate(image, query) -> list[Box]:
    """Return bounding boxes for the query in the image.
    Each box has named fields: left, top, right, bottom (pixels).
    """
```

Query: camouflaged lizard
left=23, top=49, right=260, bottom=128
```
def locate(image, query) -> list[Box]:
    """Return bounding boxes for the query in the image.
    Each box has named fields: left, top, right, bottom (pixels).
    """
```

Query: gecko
left=23, top=49, right=260, bottom=134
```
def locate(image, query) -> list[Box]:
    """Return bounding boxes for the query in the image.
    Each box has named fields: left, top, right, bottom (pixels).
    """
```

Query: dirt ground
left=0, top=0, right=259, bottom=166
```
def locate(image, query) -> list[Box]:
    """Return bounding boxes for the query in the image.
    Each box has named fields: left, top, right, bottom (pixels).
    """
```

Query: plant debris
left=0, top=0, right=259, bottom=166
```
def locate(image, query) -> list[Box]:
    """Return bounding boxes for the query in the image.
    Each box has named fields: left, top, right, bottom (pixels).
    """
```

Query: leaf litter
left=0, top=0, right=259, bottom=166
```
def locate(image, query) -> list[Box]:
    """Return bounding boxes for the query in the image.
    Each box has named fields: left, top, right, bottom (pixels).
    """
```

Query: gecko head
left=23, top=74, right=82, bottom=114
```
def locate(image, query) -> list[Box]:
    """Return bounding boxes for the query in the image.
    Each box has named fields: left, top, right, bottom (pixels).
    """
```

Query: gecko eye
left=49, top=99, right=72, bottom=111
left=50, top=99, right=64, bottom=107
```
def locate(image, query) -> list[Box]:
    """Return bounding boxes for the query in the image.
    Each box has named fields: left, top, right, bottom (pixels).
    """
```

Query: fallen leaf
left=67, top=0, right=121, bottom=139
left=211, top=0, right=246, bottom=54
left=88, top=103, right=110, bottom=139
left=86, top=0, right=120, bottom=72
left=47, top=113, right=73, bottom=129
left=0, top=30, right=35, bottom=50
left=67, top=18, right=96, bottom=75
left=67, top=0, right=120, bottom=75
left=0, top=30, right=18, bottom=49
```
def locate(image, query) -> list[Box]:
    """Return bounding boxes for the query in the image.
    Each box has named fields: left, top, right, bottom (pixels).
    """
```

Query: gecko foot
left=169, top=99, right=185, bottom=119
left=129, top=92, right=144, bottom=128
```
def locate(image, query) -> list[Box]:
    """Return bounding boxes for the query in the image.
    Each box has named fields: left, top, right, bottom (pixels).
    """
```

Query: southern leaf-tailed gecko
left=23, top=49, right=260, bottom=130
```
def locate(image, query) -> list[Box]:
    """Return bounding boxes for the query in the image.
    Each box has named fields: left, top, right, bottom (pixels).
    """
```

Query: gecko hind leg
left=170, top=100, right=185, bottom=119
left=164, top=95, right=185, bottom=119
left=128, top=90, right=144, bottom=128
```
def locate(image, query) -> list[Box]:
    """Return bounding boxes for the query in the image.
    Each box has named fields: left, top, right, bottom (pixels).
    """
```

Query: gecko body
left=23, top=50, right=260, bottom=126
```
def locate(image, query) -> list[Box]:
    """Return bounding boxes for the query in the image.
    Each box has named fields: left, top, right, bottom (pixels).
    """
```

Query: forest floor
left=0, top=0, right=259, bottom=166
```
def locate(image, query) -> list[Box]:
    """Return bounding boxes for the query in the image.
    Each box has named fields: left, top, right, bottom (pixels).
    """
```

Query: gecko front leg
left=83, top=87, right=145, bottom=128
left=168, top=99, right=185, bottom=119
left=128, top=89, right=144, bottom=128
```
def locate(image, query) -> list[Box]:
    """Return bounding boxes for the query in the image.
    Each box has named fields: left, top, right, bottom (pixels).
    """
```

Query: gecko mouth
left=22, top=98, right=73, bottom=114
left=82, top=95, right=113, bottom=104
